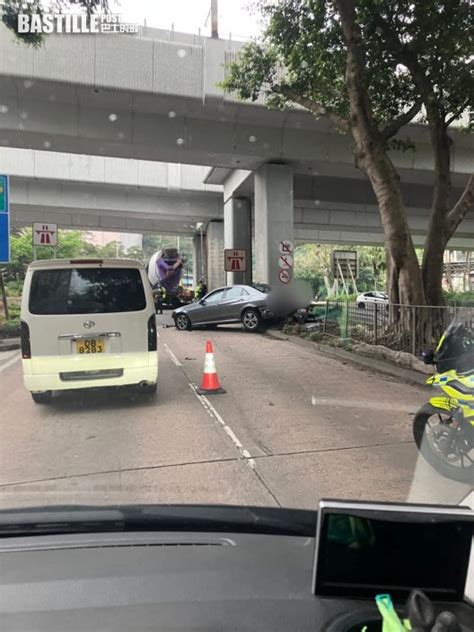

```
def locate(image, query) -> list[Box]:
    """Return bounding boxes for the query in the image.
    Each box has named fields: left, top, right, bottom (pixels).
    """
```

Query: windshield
left=29, top=268, right=146, bottom=314
left=0, top=0, right=472, bottom=524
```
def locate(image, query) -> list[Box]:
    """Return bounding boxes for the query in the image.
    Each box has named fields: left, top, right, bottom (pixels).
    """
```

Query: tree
left=142, top=234, right=193, bottom=266
left=222, top=0, right=473, bottom=306
left=294, top=243, right=334, bottom=297
left=295, top=243, right=386, bottom=298
left=367, top=2, right=474, bottom=305
left=2, top=228, right=99, bottom=282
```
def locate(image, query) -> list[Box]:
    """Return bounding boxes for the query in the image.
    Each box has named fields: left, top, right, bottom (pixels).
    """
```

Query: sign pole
left=0, top=174, right=10, bottom=265
left=0, top=268, right=9, bottom=322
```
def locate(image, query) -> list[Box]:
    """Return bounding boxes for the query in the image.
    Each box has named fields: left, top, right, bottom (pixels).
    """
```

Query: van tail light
left=147, top=314, right=157, bottom=351
left=20, top=321, right=32, bottom=359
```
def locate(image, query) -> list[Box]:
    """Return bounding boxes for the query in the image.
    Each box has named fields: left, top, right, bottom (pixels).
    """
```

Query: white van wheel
left=31, top=391, right=52, bottom=404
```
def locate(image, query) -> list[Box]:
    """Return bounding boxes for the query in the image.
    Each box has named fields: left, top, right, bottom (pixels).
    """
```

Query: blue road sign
left=0, top=175, right=9, bottom=264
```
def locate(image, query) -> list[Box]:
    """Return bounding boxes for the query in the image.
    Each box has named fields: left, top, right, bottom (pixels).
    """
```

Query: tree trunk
left=464, top=252, right=470, bottom=292
left=421, top=116, right=452, bottom=305
left=361, top=149, right=425, bottom=306
left=335, top=0, right=425, bottom=307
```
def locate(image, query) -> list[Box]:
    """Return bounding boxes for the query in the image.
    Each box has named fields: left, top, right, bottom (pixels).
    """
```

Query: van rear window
left=29, top=268, right=146, bottom=315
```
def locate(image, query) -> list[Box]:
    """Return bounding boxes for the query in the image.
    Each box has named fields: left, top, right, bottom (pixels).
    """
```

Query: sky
left=109, top=0, right=262, bottom=40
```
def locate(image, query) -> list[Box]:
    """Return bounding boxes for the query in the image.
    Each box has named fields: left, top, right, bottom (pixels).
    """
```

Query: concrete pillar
left=206, top=220, right=225, bottom=290
left=254, top=164, right=294, bottom=285
left=192, top=233, right=204, bottom=287
left=224, top=197, right=252, bottom=285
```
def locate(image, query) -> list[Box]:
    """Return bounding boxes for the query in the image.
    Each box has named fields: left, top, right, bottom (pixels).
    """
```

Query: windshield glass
left=29, top=268, right=146, bottom=314
left=0, top=0, right=472, bottom=522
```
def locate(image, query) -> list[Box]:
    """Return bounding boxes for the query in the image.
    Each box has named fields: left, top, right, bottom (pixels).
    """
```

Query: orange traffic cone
left=197, top=340, right=226, bottom=395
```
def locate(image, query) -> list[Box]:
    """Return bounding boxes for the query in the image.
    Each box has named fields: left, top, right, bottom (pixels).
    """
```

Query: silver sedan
left=172, top=285, right=272, bottom=332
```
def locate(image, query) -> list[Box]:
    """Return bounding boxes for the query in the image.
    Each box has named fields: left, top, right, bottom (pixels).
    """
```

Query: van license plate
left=76, top=338, right=105, bottom=354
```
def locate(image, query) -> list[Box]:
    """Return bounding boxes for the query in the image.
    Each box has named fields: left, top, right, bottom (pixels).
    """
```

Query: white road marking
left=189, top=383, right=255, bottom=468
left=311, top=395, right=416, bottom=413
left=0, top=352, right=21, bottom=373
left=163, top=343, right=182, bottom=366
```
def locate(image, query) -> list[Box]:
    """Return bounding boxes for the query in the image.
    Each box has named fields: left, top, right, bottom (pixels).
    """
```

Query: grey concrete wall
left=254, top=164, right=294, bottom=285
left=193, top=233, right=206, bottom=287
left=206, top=220, right=225, bottom=290
left=224, top=197, right=252, bottom=285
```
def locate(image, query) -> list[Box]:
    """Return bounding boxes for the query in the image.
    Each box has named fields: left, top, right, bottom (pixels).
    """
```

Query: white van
left=20, top=259, right=158, bottom=403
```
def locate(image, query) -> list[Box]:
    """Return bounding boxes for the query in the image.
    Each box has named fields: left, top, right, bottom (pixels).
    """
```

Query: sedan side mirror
left=199, top=299, right=206, bottom=305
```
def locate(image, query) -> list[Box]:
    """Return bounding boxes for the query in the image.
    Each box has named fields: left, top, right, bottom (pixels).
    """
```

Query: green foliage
left=4, top=280, right=23, bottom=297
left=142, top=235, right=193, bottom=271
left=222, top=1, right=472, bottom=134
left=444, top=291, right=474, bottom=307
left=367, top=0, right=473, bottom=127
left=1, top=0, right=44, bottom=47
left=294, top=243, right=386, bottom=298
left=2, top=228, right=93, bottom=283
left=1, top=229, right=151, bottom=285
left=5, top=302, right=20, bottom=318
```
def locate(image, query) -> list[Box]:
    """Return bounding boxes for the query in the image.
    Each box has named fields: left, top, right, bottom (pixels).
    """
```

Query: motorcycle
left=413, top=321, right=474, bottom=484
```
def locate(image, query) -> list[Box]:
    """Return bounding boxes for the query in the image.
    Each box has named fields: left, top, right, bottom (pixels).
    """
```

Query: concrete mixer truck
left=147, top=248, right=193, bottom=310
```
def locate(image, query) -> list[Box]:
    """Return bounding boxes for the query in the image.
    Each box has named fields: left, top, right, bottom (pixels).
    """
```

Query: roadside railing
left=322, top=301, right=473, bottom=355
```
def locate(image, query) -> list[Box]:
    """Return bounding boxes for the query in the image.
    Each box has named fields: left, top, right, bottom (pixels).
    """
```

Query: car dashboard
left=1, top=529, right=472, bottom=632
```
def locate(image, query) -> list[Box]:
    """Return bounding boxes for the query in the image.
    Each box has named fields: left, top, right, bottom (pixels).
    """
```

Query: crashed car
left=172, top=284, right=274, bottom=332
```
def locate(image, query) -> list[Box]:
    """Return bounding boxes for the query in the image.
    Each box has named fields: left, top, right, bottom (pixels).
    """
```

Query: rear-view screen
left=29, top=268, right=146, bottom=314
left=316, top=513, right=471, bottom=599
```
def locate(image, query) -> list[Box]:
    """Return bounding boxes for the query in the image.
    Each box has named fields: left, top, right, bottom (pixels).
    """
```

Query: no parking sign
left=278, top=240, right=293, bottom=284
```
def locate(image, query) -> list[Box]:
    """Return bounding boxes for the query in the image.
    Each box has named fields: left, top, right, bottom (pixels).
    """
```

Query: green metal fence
left=322, top=301, right=473, bottom=355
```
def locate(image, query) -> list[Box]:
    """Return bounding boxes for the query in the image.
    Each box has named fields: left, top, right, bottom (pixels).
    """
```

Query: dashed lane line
left=163, top=342, right=182, bottom=367
left=162, top=338, right=281, bottom=506
left=189, top=383, right=256, bottom=469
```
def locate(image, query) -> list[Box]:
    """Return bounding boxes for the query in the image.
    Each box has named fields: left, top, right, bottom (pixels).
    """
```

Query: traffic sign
left=0, top=175, right=10, bottom=264
left=278, top=269, right=291, bottom=284
left=224, top=249, right=247, bottom=272
left=279, top=240, right=293, bottom=255
left=279, top=254, right=293, bottom=270
left=33, top=222, right=58, bottom=247
left=332, top=250, right=358, bottom=279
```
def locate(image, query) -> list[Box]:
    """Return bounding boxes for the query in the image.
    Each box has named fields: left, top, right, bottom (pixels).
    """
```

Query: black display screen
left=312, top=502, right=473, bottom=601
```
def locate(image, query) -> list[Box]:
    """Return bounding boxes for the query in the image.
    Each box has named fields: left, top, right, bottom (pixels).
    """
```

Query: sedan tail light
left=20, top=320, right=32, bottom=359
left=147, top=314, right=157, bottom=351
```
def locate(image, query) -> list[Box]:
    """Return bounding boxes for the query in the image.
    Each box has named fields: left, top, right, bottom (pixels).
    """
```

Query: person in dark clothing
left=195, top=280, right=208, bottom=300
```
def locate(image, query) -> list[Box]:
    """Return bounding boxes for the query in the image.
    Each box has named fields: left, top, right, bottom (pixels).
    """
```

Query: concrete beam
left=0, top=147, right=220, bottom=193
left=1, top=24, right=471, bottom=175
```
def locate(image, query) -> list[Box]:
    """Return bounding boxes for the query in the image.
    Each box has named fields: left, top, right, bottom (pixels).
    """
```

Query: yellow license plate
left=76, top=338, right=105, bottom=354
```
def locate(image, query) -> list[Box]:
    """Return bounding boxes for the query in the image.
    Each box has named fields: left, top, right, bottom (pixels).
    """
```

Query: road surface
left=0, top=315, right=469, bottom=510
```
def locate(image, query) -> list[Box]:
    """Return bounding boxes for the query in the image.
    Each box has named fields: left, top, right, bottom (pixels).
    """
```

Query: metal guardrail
left=322, top=301, right=474, bottom=355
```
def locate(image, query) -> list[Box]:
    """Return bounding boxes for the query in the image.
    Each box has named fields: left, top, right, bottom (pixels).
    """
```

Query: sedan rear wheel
left=242, top=308, right=261, bottom=332
left=175, top=313, right=192, bottom=331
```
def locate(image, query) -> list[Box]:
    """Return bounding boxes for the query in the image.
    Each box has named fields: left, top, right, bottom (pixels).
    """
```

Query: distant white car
left=356, top=291, right=389, bottom=308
